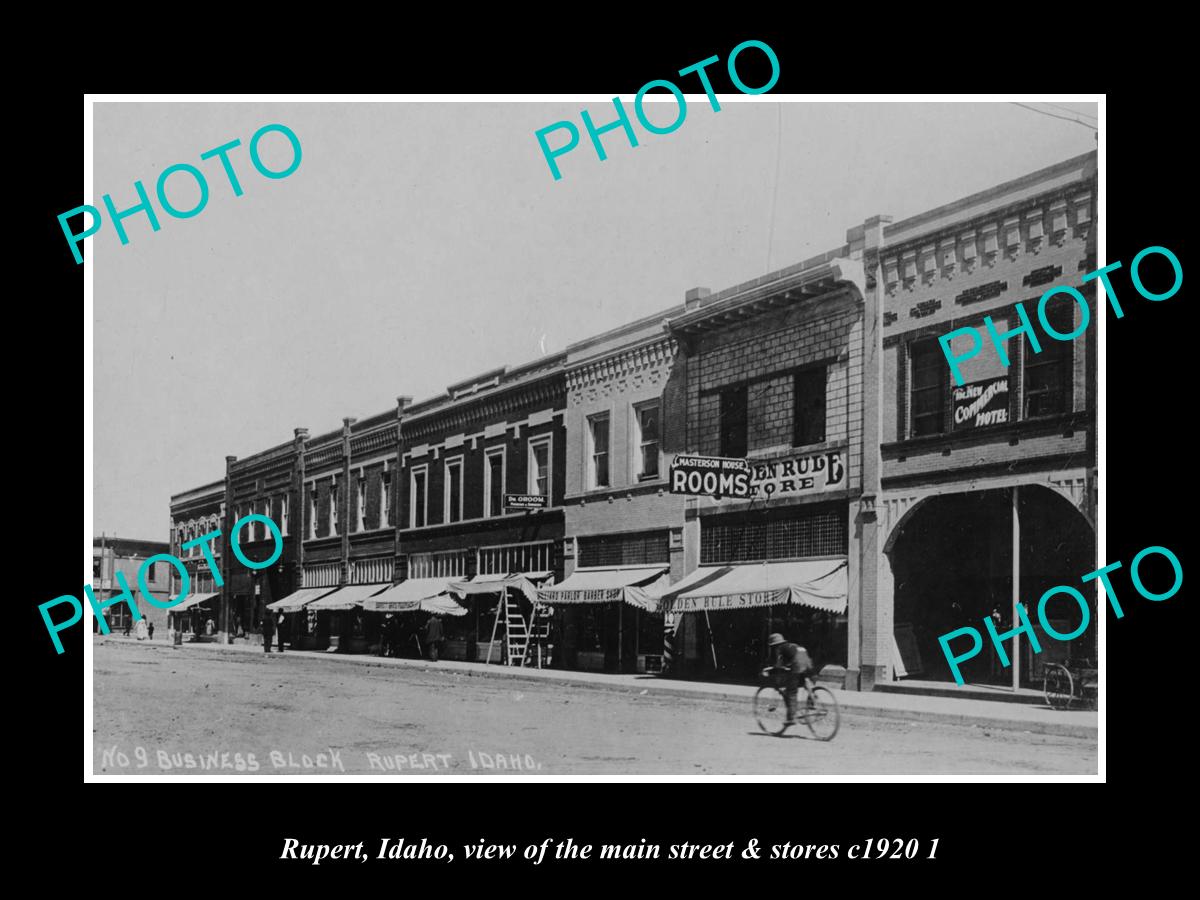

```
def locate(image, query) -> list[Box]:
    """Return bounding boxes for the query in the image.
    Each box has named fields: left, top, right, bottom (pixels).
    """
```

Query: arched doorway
left=886, top=485, right=1094, bottom=685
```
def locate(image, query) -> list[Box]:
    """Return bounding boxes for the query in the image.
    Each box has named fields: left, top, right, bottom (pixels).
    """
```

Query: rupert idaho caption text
left=280, top=837, right=941, bottom=865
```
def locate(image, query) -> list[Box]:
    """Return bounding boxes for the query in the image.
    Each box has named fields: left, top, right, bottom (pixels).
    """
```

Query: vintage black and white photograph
left=87, top=96, right=1101, bottom=778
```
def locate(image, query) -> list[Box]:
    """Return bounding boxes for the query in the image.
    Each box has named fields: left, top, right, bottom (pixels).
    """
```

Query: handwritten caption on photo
left=44, top=514, right=283, bottom=654
left=99, top=745, right=544, bottom=774
left=281, top=836, right=940, bottom=865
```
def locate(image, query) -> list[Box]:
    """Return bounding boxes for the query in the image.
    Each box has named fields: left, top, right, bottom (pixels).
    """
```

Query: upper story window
left=380, top=468, right=391, bottom=528
left=280, top=493, right=289, bottom=535
left=444, top=457, right=464, bottom=524
left=528, top=437, right=551, bottom=498
left=411, top=466, right=428, bottom=528
left=145, top=561, right=157, bottom=583
left=793, top=367, right=827, bottom=447
left=308, top=488, right=318, bottom=539
left=719, top=385, right=748, bottom=458
left=330, top=481, right=340, bottom=535
left=484, top=447, right=506, bottom=517
left=1024, top=305, right=1073, bottom=418
left=356, top=474, right=367, bottom=532
left=587, top=413, right=610, bottom=488
left=910, top=338, right=948, bottom=437
left=634, top=401, right=661, bottom=479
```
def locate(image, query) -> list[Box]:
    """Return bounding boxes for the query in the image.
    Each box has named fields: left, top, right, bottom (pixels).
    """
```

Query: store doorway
left=887, top=486, right=1094, bottom=685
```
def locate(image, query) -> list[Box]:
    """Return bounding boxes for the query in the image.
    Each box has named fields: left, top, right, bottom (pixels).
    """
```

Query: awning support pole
left=485, top=595, right=502, bottom=665
left=1012, top=485, right=1021, bottom=693
left=703, top=609, right=718, bottom=670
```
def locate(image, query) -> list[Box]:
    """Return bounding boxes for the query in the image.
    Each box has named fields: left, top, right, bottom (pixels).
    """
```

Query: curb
left=96, top=637, right=1098, bottom=740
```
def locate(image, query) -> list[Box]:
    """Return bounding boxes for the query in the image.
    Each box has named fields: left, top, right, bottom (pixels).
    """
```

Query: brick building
left=167, top=481, right=225, bottom=635
left=872, top=152, right=1097, bottom=688
left=539, top=313, right=686, bottom=673
left=168, top=150, right=1097, bottom=690
left=92, top=536, right=173, bottom=636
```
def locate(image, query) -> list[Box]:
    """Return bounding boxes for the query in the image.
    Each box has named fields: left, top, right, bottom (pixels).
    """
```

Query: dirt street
left=92, top=640, right=1096, bottom=776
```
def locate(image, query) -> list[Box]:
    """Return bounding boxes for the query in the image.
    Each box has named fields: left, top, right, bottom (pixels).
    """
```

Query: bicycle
left=754, top=668, right=841, bottom=740
left=1042, top=657, right=1097, bottom=710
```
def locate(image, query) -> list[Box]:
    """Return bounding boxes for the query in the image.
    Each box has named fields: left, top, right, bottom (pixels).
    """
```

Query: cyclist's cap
left=768, top=633, right=786, bottom=646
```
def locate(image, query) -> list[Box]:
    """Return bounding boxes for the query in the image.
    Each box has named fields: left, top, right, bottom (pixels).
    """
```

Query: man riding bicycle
left=761, top=633, right=814, bottom=726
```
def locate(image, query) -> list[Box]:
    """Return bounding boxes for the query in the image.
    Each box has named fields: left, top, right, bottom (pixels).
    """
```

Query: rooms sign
left=670, top=450, right=845, bottom=500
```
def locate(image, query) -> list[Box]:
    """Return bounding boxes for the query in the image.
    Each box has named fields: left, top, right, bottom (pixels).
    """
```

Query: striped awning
left=654, top=560, right=848, bottom=614
left=537, top=567, right=668, bottom=612
left=167, top=591, right=219, bottom=613
left=308, top=583, right=390, bottom=611
left=266, top=586, right=338, bottom=613
left=448, top=571, right=554, bottom=604
left=364, top=578, right=458, bottom=614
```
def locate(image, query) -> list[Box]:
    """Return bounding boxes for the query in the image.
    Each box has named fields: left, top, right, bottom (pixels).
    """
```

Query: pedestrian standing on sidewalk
left=148, top=621, right=155, bottom=641
left=123, top=619, right=132, bottom=637
left=276, top=612, right=285, bottom=653
left=262, top=609, right=275, bottom=653
left=425, top=614, right=443, bottom=662
left=135, top=617, right=148, bottom=641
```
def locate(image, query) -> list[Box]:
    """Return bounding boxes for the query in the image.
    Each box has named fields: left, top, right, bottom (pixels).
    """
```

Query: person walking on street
left=261, top=609, right=275, bottom=653
left=425, top=614, right=443, bottom=662
left=147, top=621, right=155, bottom=641
left=123, top=618, right=132, bottom=637
left=134, top=617, right=148, bottom=641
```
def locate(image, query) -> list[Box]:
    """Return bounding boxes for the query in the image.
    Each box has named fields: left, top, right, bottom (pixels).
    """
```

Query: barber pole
left=662, top=610, right=678, bottom=673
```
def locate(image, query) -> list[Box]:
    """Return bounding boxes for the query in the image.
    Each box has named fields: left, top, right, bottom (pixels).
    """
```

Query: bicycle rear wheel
left=1043, top=664, right=1074, bottom=710
left=803, top=686, right=840, bottom=741
left=754, top=686, right=789, bottom=735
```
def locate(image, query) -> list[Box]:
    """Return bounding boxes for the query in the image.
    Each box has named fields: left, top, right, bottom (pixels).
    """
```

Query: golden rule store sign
left=747, top=450, right=845, bottom=499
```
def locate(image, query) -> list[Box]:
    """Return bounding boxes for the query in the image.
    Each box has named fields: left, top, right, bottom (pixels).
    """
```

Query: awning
left=167, top=591, right=218, bottom=613
left=655, top=560, right=848, bottom=614
left=449, top=571, right=555, bottom=605
left=267, top=586, right=338, bottom=613
left=308, top=583, right=390, bottom=611
left=364, top=578, right=459, bottom=614
left=537, top=567, right=669, bottom=612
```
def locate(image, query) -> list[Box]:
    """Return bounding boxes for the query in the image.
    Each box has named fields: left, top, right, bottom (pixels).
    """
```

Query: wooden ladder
left=504, top=594, right=528, bottom=666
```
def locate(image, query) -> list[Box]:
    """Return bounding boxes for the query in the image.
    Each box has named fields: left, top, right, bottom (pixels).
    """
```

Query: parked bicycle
left=754, top=667, right=841, bottom=740
left=1042, top=657, right=1097, bottom=710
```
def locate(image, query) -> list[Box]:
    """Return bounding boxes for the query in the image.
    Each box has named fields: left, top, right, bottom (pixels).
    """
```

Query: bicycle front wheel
left=803, top=686, right=841, bottom=741
left=754, top=686, right=789, bottom=735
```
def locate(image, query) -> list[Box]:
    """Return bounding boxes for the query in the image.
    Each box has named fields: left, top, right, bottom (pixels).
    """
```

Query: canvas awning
left=449, top=571, right=554, bottom=604
left=266, top=586, right=338, bottom=613
left=308, top=583, right=390, bottom=612
left=654, top=559, right=848, bottom=614
left=167, top=591, right=218, bottom=613
left=537, top=567, right=669, bottom=612
left=364, top=578, right=458, bottom=614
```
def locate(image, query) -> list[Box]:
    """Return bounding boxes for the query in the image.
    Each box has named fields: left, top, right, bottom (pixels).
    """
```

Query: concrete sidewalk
left=96, top=635, right=1099, bottom=740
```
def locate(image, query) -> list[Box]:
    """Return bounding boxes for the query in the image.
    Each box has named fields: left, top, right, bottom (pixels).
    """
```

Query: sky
left=92, top=99, right=1098, bottom=539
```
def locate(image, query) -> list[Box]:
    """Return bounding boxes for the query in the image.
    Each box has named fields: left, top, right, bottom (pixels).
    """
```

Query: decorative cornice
left=566, top=337, right=677, bottom=392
